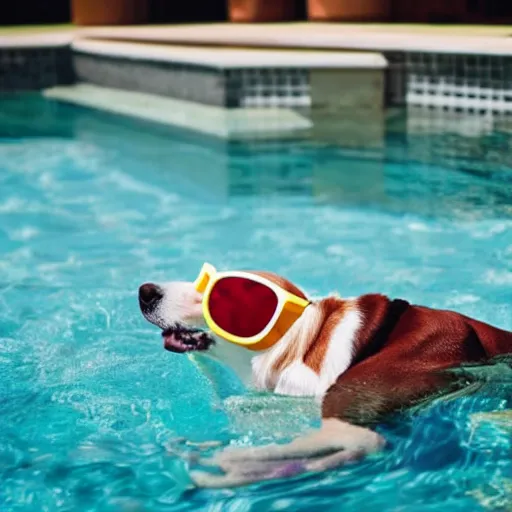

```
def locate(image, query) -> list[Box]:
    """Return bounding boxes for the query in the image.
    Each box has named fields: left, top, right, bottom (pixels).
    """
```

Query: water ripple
left=0, top=99, right=511, bottom=511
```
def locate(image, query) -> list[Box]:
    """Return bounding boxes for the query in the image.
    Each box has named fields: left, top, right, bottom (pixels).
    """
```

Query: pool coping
left=0, top=33, right=73, bottom=48
left=3, top=24, right=512, bottom=126
left=71, top=39, right=387, bottom=69
left=2, top=23, right=512, bottom=57
left=78, top=23, right=512, bottom=57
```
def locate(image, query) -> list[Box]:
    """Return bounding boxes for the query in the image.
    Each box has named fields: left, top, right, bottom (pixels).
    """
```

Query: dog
left=139, top=269, right=511, bottom=488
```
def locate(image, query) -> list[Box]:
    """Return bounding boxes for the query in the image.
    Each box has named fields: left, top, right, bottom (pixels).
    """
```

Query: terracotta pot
left=71, top=0, right=148, bottom=25
left=228, top=0, right=296, bottom=22
left=308, top=0, right=390, bottom=21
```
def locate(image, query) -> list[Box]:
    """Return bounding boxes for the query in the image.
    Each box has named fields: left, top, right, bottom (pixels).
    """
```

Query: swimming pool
left=0, top=94, right=511, bottom=511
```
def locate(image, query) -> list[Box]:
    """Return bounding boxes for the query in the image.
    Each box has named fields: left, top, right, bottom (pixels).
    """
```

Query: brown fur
left=139, top=270, right=512, bottom=487
left=248, top=271, right=308, bottom=300
left=270, top=301, right=325, bottom=375
left=303, top=298, right=348, bottom=373
left=233, top=273, right=510, bottom=425
left=322, top=296, right=511, bottom=425
left=248, top=270, right=320, bottom=375
left=352, top=294, right=395, bottom=360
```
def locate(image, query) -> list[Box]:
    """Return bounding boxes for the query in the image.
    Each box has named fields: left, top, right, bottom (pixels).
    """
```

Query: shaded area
left=2, top=0, right=512, bottom=25
left=0, top=0, right=70, bottom=25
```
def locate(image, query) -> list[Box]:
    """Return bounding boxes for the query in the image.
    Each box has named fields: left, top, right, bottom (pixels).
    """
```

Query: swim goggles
left=194, top=263, right=310, bottom=351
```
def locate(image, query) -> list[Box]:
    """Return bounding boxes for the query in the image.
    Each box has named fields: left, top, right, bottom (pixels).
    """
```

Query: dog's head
left=138, top=270, right=355, bottom=395
left=138, top=270, right=308, bottom=355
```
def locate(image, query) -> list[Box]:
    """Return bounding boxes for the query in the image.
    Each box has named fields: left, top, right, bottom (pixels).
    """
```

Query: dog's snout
left=139, top=283, right=163, bottom=309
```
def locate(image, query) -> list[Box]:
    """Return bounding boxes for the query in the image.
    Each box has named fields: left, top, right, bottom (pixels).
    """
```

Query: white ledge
left=79, top=23, right=512, bottom=56
left=0, top=33, right=72, bottom=48
left=71, top=39, right=387, bottom=69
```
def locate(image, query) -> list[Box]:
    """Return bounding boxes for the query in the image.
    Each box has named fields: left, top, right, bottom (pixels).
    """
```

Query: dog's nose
left=139, top=283, right=163, bottom=307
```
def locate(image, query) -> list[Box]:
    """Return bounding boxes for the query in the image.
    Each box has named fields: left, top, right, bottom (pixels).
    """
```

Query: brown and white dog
left=139, top=270, right=511, bottom=488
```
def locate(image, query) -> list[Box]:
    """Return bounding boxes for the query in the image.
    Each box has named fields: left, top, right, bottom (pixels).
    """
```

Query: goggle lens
left=208, top=276, right=279, bottom=338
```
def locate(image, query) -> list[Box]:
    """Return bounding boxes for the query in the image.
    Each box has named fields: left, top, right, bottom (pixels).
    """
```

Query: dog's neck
left=249, top=293, right=400, bottom=398
left=204, top=293, right=397, bottom=398
left=251, top=297, right=362, bottom=398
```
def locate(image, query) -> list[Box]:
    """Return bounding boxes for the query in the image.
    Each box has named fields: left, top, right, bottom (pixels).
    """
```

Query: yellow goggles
left=194, top=263, right=310, bottom=351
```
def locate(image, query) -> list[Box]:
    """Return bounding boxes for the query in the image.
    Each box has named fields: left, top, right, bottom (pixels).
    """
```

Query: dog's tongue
left=162, top=328, right=214, bottom=353
left=163, top=332, right=190, bottom=353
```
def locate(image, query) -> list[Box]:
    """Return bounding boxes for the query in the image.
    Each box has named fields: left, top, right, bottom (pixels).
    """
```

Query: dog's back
left=463, top=314, right=512, bottom=359
left=322, top=297, right=511, bottom=425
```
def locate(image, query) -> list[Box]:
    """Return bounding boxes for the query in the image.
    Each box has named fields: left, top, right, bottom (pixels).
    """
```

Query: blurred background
left=2, top=0, right=512, bottom=27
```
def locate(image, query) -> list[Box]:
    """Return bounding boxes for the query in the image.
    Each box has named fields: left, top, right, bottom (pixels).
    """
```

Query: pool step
left=44, top=83, right=312, bottom=140
left=64, top=39, right=387, bottom=145
left=72, top=39, right=386, bottom=109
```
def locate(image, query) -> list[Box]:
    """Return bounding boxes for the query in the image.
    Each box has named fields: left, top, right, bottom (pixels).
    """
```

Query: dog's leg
left=191, top=357, right=450, bottom=488
left=190, top=418, right=384, bottom=488
left=191, top=448, right=365, bottom=488
left=215, top=418, right=383, bottom=463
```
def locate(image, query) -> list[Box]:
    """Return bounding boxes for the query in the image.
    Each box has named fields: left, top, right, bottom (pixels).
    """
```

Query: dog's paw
left=190, top=458, right=309, bottom=488
left=189, top=420, right=386, bottom=488
left=191, top=448, right=365, bottom=488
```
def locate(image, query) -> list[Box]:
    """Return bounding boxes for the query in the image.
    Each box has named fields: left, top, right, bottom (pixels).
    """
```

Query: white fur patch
left=274, top=361, right=321, bottom=396
left=251, top=304, right=324, bottom=394
left=317, top=308, right=361, bottom=395
left=141, top=281, right=203, bottom=330
left=252, top=303, right=361, bottom=399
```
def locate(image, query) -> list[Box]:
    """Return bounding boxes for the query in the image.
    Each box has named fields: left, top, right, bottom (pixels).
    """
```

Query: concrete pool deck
left=78, top=22, right=512, bottom=55
left=2, top=22, right=512, bottom=55
left=71, top=38, right=387, bottom=69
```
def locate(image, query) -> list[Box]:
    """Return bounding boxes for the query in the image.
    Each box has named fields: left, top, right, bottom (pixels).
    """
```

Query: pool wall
left=0, top=37, right=73, bottom=91
left=3, top=31, right=512, bottom=115
left=387, top=52, right=512, bottom=113
left=2, top=30, right=512, bottom=152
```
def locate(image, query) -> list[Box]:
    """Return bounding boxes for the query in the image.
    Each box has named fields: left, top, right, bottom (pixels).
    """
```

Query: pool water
left=0, top=94, right=511, bottom=511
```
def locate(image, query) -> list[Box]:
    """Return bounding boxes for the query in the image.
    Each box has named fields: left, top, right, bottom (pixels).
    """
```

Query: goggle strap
left=194, top=273, right=209, bottom=293
left=286, top=299, right=310, bottom=313
left=194, top=263, right=217, bottom=293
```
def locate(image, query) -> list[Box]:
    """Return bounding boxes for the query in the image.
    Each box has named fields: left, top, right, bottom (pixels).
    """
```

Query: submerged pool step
left=44, top=83, right=313, bottom=139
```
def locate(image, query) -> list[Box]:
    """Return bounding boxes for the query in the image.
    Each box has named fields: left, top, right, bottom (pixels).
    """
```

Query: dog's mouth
left=162, top=324, right=215, bottom=353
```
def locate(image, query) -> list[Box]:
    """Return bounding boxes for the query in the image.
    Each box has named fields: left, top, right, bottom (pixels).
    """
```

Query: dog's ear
left=268, top=298, right=344, bottom=375
left=247, top=271, right=308, bottom=301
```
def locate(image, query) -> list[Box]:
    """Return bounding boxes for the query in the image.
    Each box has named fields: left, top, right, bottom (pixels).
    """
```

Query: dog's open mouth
left=162, top=325, right=215, bottom=353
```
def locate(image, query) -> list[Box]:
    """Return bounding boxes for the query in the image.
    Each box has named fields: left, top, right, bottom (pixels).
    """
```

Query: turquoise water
left=0, top=95, right=511, bottom=511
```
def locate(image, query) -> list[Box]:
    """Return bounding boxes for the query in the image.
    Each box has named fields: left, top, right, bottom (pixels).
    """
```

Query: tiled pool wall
left=2, top=44, right=512, bottom=113
left=73, top=51, right=311, bottom=108
left=74, top=52, right=227, bottom=107
left=385, top=52, right=512, bottom=174
left=386, top=52, right=512, bottom=113
left=0, top=46, right=73, bottom=91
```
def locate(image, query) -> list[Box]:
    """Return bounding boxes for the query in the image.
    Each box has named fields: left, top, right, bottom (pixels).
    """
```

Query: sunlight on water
left=0, top=95, right=510, bottom=511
